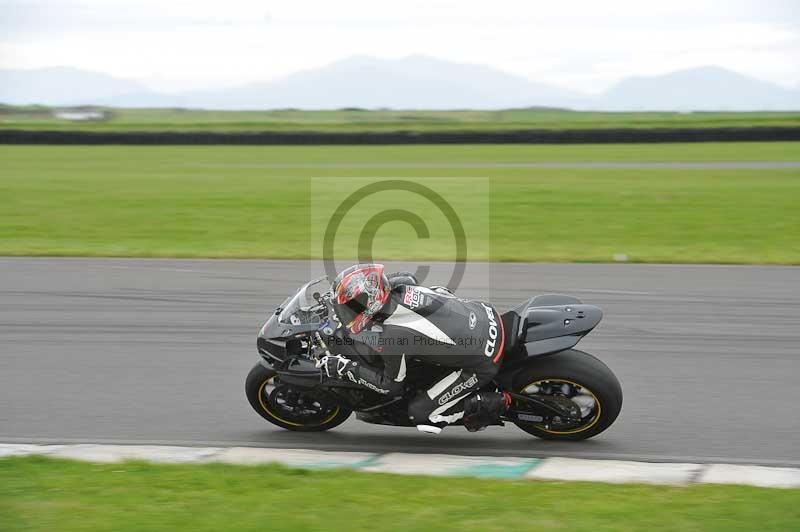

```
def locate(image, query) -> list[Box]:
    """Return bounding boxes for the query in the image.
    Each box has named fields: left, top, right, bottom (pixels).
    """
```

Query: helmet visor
left=336, top=292, right=369, bottom=331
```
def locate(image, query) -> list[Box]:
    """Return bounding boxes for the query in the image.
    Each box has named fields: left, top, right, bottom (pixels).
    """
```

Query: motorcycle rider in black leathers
left=317, top=264, right=510, bottom=434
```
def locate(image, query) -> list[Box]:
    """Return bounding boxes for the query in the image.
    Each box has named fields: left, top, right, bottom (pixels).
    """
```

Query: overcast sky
left=1, top=0, right=798, bottom=93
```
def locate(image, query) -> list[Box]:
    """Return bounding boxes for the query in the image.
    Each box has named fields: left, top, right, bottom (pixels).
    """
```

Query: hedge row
left=2, top=127, right=800, bottom=145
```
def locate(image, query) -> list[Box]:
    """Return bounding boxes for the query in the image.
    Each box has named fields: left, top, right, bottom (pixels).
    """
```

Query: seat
left=500, top=310, right=523, bottom=361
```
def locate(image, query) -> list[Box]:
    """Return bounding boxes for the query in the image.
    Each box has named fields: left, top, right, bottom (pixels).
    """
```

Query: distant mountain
left=0, top=67, right=162, bottom=106
left=600, top=66, right=800, bottom=111
left=1, top=59, right=798, bottom=111
left=177, top=55, right=586, bottom=110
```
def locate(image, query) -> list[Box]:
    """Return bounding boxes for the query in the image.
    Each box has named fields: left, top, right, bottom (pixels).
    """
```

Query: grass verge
left=1, top=456, right=799, bottom=532
left=1, top=143, right=799, bottom=263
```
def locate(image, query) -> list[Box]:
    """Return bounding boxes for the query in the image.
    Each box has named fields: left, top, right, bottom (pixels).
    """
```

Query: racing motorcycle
left=246, top=277, right=622, bottom=440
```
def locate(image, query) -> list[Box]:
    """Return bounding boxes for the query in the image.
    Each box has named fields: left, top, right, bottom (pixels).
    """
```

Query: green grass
left=3, top=105, right=800, bottom=132
left=1, top=456, right=798, bottom=532
left=1, top=143, right=799, bottom=263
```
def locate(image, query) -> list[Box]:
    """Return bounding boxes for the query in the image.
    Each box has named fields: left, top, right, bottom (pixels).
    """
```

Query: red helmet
left=332, top=264, right=390, bottom=334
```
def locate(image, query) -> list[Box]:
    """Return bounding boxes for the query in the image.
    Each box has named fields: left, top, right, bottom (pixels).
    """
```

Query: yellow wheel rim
left=257, top=378, right=341, bottom=427
left=521, top=378, right=602, bottom=435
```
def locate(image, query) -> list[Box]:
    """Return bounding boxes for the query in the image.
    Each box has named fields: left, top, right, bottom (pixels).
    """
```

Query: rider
left=317, top=263, right=511, bottom=434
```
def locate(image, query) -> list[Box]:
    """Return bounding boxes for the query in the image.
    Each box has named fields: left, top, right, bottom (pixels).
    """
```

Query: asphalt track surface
left=2, top=258, right=799, bottom=466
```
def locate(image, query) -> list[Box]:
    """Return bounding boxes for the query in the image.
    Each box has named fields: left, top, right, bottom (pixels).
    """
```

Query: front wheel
left=511, top=349, right=622, bottom=441
left=245, top=363, right=352, bottom=431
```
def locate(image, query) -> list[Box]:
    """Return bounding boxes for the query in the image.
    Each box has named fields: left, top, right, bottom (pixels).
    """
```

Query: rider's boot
left=462, top=392, right=512, bottom=432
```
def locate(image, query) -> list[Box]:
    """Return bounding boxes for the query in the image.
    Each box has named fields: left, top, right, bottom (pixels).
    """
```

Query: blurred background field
left=3, top=105, right=800, bottom=132
left=1, top=456, right=798, bottom=532
left=1, top=142, right=798, bottom=263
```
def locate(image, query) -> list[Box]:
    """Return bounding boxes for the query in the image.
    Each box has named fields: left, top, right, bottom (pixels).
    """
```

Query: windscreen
left=277, top=277, right=329, bottom=326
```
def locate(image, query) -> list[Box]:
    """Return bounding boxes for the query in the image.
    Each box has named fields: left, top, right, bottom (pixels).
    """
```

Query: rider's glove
left=316, top=354, right=353, bottom=379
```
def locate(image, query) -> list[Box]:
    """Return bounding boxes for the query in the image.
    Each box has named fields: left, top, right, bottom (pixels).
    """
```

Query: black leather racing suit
left=334, top=282, right=506, bottom=426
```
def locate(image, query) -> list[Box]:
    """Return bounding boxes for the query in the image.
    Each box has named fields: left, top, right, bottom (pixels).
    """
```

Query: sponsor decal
left=403, top=286, right=425, bottom=309
left=358, top=378, right=390, bottom=395
left=468, top=311, right=477, bottom=330
left=346, top=370, right=390, bottom=394
left=437, top=374, right=479, bottom=405
left=481, top=303, right=498, bottom=358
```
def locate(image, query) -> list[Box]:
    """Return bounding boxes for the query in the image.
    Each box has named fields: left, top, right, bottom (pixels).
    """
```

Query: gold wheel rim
left=522, top=378, right=602, bottom=435
left=257, top=378, right=341, bottom=427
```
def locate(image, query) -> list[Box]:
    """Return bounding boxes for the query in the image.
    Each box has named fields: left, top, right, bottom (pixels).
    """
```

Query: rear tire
left=245, top=363, right=351, bottom=431
left=511, top=349, right=622, bottom=441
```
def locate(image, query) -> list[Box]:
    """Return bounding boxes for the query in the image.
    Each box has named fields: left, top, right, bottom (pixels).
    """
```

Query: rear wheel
left=245, top=363, right=352, bottom=431
left=511, top=349, right=622, bottom=441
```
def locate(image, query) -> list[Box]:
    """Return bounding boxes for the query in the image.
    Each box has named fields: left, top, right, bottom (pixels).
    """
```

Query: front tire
left=245, top=363, right=352, bottom=431
left=511, top=349, right=622, bottom=441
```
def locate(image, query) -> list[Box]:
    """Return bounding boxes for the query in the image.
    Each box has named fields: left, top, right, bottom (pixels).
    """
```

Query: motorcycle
left=246, top=276, right=622, bottom=440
